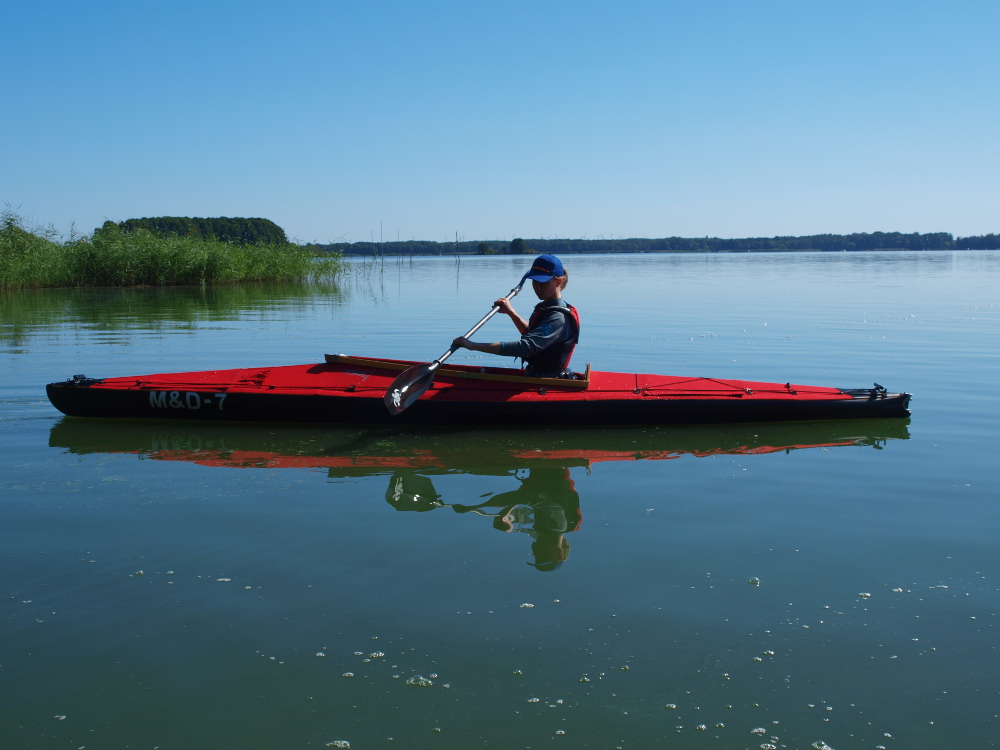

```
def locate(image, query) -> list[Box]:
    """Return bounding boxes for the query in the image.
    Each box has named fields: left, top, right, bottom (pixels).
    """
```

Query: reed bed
left=1, top=211, right=342, bottom=289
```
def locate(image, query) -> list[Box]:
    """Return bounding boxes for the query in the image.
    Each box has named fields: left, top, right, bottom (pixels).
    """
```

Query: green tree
left=956, top=234, right=1000, bottom=249
left=510, top=237, right=532, bottom=254
left=106, top=217, right=289, bottom=245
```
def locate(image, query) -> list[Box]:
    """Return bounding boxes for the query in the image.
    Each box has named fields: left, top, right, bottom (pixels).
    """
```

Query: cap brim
left=525, top=273, right=555, bottom=282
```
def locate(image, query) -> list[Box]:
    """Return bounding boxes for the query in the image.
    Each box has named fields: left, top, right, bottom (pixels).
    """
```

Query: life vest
left=526, top=301, right=581, bottom=374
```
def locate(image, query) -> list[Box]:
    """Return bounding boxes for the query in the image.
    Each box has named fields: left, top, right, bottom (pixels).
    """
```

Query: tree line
left=90, top=219, right=999, bottom=254
left=310, top=231, right=999, bottom=256
left=99, top=217, right=289, bottom=245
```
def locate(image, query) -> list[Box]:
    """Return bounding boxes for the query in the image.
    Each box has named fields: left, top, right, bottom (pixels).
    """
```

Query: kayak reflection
left=49, top=418, right=909, bottom=572
left=49, top=418, right=910, bottom=476
left=387, top=468, right=581, bottom=571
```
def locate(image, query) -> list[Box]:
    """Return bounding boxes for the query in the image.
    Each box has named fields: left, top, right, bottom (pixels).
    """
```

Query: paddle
left=384, top=275, right=528, bottom=415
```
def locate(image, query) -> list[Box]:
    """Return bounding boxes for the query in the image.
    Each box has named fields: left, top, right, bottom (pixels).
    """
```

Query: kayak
left=45, top=354, right=911, bottom=426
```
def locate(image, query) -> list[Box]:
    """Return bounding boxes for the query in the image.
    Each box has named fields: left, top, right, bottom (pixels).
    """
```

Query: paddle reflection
left=387, top=468, right=581, bottom=571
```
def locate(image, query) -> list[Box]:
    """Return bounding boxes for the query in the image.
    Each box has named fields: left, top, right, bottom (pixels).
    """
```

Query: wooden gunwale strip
left=325, top=354, right=591, bottom=389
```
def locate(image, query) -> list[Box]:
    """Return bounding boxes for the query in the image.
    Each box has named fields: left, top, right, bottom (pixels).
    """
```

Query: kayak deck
left=65, top=354, right=860, bottom=402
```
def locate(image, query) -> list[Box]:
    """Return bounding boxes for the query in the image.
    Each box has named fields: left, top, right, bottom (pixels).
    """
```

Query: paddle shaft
left=384, top=275, right=527, bottom=415
left=432, top=278, right=526, bottom=369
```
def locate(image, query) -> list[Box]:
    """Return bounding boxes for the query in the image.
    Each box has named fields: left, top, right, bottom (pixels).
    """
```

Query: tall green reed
left=1, top=211, right=343, bottom=289
left=0, top=211, right=74, bottom=288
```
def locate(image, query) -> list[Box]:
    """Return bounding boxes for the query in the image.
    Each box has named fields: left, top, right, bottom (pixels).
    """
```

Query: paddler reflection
left=385, top=467, right=581, bottom=571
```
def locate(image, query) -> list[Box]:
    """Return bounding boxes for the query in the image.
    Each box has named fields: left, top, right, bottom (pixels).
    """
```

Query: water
left=2, top=252, right=998, bottom=749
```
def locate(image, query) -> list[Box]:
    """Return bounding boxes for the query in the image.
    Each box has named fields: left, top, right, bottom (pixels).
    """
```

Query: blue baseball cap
left=525, top=254, right=565, bottom=282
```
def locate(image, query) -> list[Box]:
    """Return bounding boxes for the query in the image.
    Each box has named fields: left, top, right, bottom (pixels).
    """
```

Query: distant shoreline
left=313, top=231, right=998, bottom=256
left=339, top=246, right=995, bottom=257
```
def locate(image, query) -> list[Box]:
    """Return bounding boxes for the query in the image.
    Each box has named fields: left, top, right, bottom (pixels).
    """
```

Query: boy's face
left=532, top=276, right=562, bottom=300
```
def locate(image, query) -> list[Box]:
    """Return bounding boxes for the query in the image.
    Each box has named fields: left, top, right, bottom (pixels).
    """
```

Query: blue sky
left=4, top=0, right=997, bottom=243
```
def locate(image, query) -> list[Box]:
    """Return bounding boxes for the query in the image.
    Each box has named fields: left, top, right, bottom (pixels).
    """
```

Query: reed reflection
left=1, top=282, right=343, bottom=347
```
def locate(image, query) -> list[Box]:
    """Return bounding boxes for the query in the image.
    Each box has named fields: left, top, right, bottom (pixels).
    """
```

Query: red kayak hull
left=46, top=354, right=911, bottom=426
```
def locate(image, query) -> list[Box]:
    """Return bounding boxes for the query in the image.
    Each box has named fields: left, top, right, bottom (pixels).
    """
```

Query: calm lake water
left=2, top=252, right=998, bottom=749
